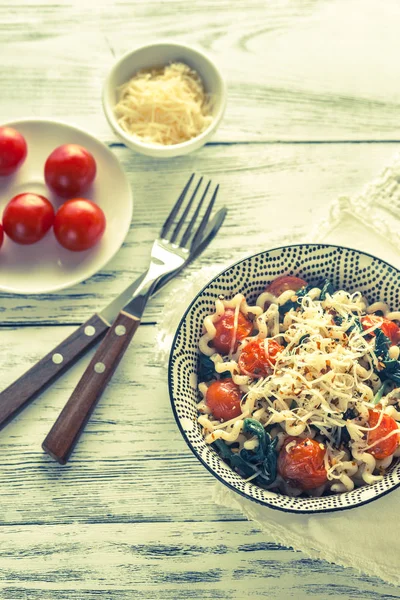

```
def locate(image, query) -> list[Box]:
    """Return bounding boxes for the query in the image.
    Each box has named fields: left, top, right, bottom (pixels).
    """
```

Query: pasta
left=197, top=275, right=400, bottom=496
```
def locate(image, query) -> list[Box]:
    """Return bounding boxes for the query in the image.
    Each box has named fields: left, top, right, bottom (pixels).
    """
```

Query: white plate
left=0, top=119, right=133, bottom=294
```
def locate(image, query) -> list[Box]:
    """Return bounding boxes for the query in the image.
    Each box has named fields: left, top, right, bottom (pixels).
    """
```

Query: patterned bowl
left=168, top=244, right=400, bottom=513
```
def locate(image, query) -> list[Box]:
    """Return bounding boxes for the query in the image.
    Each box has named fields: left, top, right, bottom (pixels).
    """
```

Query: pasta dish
left=197, top=275, right=400, bottom=496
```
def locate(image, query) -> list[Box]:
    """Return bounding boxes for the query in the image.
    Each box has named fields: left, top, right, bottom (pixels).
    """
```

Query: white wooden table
left=1, top=1, right=400, bottom=598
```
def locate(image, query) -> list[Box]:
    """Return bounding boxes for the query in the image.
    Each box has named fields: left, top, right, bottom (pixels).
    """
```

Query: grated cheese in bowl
left=114, top=62, right=213, bottom=146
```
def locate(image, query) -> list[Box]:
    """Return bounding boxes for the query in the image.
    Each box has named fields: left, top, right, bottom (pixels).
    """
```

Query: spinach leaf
left=213, top=421, right=279, bottom=486
left=374, top=328, right=391, bottom=360
left=372, top=381, right=392, bottom=405
left=279, top=286, right=311, bottom=316
left=369, top=328, right=400, bottom=386
left=219, top=370, right=232, bottom=379
left=346, top=316, right=363, bottom=335
left=319, top=279, right=335, bottom=301
left=260, top=441, right=278, bottom=485
left=240, top=419, right=268, bottom=464
left=380, top=360, right=400, bottom=386
left=212, top=439, right=258, bottom=479
left=198, top=353, right=216, bottom=382
left=240, top=418, right=278, bottom=485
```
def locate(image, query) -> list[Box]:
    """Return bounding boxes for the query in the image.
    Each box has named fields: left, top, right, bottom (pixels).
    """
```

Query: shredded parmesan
left=198, top=284, right=400, bottom=496
left=114, top=62, right=213, bottom=145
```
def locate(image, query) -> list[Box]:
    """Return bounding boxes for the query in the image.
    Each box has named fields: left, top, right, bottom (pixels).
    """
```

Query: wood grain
left=2, top=0, right=400, bottom=142
left=0, top=522, right=399, bottom=600
left=1, top=141, right=399, bottom=325
left=0, top=313, right=110, bottom=431
left=2, top=1, right=400, bottom=596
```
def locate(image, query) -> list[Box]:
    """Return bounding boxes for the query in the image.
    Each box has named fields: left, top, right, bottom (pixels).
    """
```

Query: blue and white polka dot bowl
left=168, top=244, right=400, bottom=513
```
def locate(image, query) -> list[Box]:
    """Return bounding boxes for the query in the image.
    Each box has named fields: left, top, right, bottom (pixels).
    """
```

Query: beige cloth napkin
left=157, top=155, right=400, bottom=586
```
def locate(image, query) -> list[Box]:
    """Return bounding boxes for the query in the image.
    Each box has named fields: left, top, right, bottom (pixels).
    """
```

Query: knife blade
left=0, top=207, right=227, bottom=431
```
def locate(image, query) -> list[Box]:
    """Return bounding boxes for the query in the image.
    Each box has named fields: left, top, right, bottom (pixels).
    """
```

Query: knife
left=0, top=207, right=226, bottom=433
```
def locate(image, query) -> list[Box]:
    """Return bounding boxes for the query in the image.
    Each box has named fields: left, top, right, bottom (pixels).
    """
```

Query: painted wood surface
left=2, top=0, right=400, bottom=142
left=1, top=522, right=400, bottom=600
left=1, top=141, right=400, bottom=325
left=1, top=325, right=400, bottom=598
left=2, top=0, right=400, bottom=597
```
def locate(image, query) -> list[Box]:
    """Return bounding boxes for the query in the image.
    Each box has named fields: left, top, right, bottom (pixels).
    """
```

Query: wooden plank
left=2, top=0, right=400, bottom=142
left=0, top=521, right=398, bottom=600
left=1, top=141, right=399, bottom=325
left=0, top=324, right=241, bottom=525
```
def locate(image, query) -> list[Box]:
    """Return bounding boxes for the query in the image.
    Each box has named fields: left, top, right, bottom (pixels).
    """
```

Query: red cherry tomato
left=45, top=144, right=97, bottom=198
left=0, top=223, right=3, bottom=249
left=206, top=379, right=242, bottom=421
left=53, top=198, right=106, bottom=252
left=361, top=314, right=400, bottom=345
left=277, top=437, right=328, bottom=491
left=0, top=127, right=27, bottom=176
left=367, top=410, right=399, bottom=459
left=265, top=275, right=308, bottom=297
left=2, top=193, right=54, bottom=245
left=238, top=338, right=284, bottom=378
left=212, top=309, right=253, bottom=355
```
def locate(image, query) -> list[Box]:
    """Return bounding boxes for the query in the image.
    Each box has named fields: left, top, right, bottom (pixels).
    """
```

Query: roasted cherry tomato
left=53, top=198, right=106, bottom=252
left=0, top=127, right=27, bottom=176
left=361, top=314, right=400, bottom=345
left=367, top=410, right=399, bottom=459
left=0, top=223, right=3, bottom=249
left=265, top=275, right=308, bottom=297
left=45, top=144, right=97, bottom=198
left=212, top=309, right=253, bottom=355
left=238, top=338, right=284, bottom=378
left=277, top=436, right=328, bottom=491
left=2, top=193, right=54, bottom=245
left=206, top=379, right=242, bottom=421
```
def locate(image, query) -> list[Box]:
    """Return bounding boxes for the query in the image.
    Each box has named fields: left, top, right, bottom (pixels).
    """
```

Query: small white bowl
left=102, top=42, right=227, bottom=158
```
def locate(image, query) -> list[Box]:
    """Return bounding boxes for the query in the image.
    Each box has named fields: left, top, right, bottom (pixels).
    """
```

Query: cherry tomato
left=277, top=436, right=328, bottom=491
left=367, top=410, right=399, bottom=459
left=266, top=339, right=285, bottom=365
left=45, top=144, right=97, bottom=198
left=238, top=338, right=284, bottom=378
left=212, top=309, right=253, bottom=355
left=361, top=314, right=400, bottom=345
left=0, top=223, right=3, bottom=249
left=206, top=379, right=242, bottom=421
left=265, top=275, right=308, bottom=297
left=2, top=193, right=54, bottom=245
left=0, top=127, right=27, bottom=176
left=53, top=198, right=106, bottom=252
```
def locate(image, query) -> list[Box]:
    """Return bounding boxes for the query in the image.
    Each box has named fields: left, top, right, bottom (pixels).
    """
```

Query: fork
left=42, top=174, right=220, bottom=464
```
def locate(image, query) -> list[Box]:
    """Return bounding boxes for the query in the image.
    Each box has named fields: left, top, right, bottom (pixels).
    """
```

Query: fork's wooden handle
left=0, top=313, right=110, bottom=431
left=42, top=311, right=140, bottom=464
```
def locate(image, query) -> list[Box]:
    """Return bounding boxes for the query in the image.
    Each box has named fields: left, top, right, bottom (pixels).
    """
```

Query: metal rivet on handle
left=85, top=326, right=96, bottom=336
left=94, top=362, right=106, bottom=374
left=115, top=325, right=126, bottom=336
left=52, top=353, right=64, bottom=364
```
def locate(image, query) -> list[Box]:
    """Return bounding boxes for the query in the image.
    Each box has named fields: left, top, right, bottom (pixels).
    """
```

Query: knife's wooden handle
left=0, top=313, right=110, bottom=431
left=42, top=310, right=140, bottom=464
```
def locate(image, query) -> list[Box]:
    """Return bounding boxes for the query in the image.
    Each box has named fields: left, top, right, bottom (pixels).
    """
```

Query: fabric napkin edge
left=213, top=483, right=400, bottom=587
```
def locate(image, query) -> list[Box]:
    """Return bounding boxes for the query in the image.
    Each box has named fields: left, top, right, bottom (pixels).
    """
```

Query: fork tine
left=169, top=176, right=203, bottom=244
left=160, top=173, right=195, bottom=239
left=190, top=184, right=219, bottom=250
left=180, top=180, right=211, bottom=248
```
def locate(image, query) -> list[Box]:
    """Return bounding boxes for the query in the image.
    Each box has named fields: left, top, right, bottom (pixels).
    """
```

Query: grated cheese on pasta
left=114, top=62, right=213, bottom=146
left=197, top=283, right=400, bottom=496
